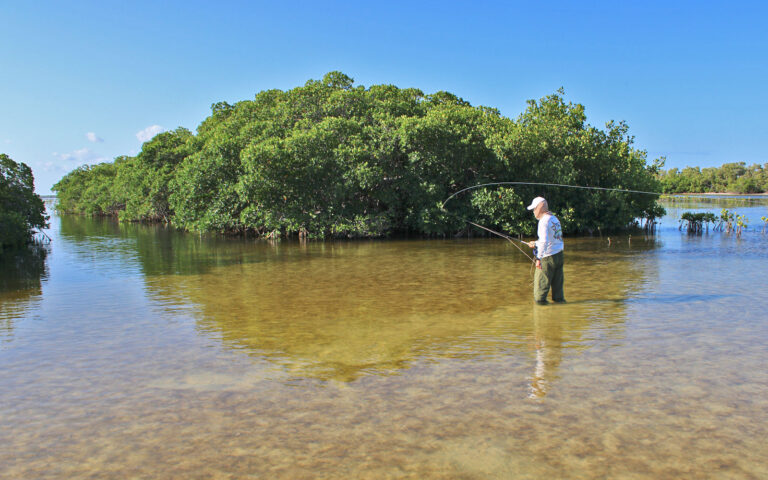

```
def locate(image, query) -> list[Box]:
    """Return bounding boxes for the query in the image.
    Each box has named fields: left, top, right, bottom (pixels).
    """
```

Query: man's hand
left=527, top=241, right=536, bottom=248
left=536, top=259, right=542, bottom=269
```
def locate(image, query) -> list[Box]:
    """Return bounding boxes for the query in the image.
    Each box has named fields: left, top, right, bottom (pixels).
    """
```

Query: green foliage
left=54, top=129, right=195, bottom=222
left=681, top=209, right=757, bottom=237
left=658, top=162, right=768, bottom=194
left=735, top=214, right=748, bottom=237
left=0, top=154, right=48, bottom=248
left=53, top=73, right=664, bottom=238
left=470, top=188, right=528, bottom=235
left=118, top=128, right=195, bottom=222
left=679, top=211, right=716, bottom=234
left=53, top=162, right=121, bottom=216
left=718, top=208, right=735, bottom=233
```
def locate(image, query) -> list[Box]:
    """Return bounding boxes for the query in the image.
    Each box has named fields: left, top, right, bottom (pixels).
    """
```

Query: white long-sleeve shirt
left=535, top=213, right=564, bottom=259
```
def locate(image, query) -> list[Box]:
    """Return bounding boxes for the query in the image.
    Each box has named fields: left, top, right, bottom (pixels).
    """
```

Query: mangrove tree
left=53, top=72, right=664, bottom=238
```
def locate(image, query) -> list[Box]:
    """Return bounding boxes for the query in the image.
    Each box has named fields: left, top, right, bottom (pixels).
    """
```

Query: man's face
left=534, top=201, right=548, bottom=219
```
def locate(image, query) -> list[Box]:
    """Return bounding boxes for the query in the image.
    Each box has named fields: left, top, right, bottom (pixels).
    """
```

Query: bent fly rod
left=462, top=217, right=534, bottom=261
left=440, top=181, right=664, bottom=261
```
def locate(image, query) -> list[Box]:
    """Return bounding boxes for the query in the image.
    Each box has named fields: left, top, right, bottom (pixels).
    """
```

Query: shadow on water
left=0, top=244, right=49, bottom=344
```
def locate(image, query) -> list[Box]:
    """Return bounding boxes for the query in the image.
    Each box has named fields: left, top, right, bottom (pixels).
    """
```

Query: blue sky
left=2, top=0, right=766, bottom=194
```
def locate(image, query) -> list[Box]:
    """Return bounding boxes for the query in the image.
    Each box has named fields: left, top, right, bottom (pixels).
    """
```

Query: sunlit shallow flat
left=1, top=197, right=767, bottom=479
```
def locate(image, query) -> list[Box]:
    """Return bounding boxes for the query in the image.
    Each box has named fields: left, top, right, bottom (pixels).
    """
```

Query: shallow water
left=1, top=197, right=767, bottom=479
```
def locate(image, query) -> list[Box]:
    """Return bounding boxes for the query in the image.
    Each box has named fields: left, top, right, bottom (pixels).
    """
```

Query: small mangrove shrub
left=717, top=209, right=735, bottom=233
left=682, top=209, right=758, bottom=238
left=679, top=212, right=716, bottom=234
left=735, top=214, right=748, bottom=237
left=761, top=216, right=767, bottom=234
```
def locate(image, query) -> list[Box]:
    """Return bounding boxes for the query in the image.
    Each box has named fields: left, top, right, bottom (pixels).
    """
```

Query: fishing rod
left=440, top=181, right=663, bottom=261
left=449, top=211, right=537, bottom=283
left=461, top=217, right=534, bottom=262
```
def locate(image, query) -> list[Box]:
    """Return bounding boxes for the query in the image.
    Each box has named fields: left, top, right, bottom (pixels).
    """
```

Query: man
left=526, top=196, right=565, bottom=304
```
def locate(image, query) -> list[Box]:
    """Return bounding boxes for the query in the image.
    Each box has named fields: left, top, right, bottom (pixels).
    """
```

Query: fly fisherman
left=526, top=197, right=565, bottom=304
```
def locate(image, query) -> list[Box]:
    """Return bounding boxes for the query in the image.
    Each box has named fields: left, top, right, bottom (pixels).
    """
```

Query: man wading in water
left=526, top=197, right=565, bottom=304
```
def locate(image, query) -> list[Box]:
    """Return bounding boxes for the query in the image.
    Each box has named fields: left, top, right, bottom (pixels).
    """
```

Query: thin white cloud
left=136, top=125, right=164, bottom=143
left=53, top=148, right=103, bottom=162
left=86, top=132, right=103, bottom=143
left=46, top=148, right=108, bottom=173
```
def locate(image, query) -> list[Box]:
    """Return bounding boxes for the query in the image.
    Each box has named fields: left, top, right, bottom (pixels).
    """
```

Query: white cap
left=526, top=196, right=546, bottom=210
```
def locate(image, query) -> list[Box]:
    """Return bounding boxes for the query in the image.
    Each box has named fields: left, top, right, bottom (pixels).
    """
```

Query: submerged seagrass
left=53, top=73, right=664, bottom=237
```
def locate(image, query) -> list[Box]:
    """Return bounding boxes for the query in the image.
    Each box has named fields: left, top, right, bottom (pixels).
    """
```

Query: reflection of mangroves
left=58, top=215, right=268, bottom=276
left=0, top=245, right=49, bottom=343
left=141, top=237, right=660, bottom=383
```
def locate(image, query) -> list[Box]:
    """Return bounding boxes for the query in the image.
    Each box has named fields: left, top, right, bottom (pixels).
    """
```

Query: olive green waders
left=534, top=251, right=565, bottom=303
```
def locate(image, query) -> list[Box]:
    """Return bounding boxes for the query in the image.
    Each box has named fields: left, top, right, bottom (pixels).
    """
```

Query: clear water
left=1, top=197, right=767, bottom=479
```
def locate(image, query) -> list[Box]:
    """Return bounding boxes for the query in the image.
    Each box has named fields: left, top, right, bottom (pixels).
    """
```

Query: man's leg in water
left=550, top=251, right=565, bottom=302
left=534, top=256, right=554, bottom=303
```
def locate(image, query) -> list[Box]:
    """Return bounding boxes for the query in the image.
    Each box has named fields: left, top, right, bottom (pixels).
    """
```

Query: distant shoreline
left=667, top=192, right=768, bottom=196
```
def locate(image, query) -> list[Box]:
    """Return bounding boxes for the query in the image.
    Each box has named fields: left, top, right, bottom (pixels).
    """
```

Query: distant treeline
left=0, top=154, right=47, bottom=250
left=54, top=72, right=664, bottom=238
left=658, top=162, right=768, bottom=194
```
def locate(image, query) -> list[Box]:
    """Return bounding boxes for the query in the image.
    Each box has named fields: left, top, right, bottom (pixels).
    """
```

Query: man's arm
left=535, top=217, right=549, bottom=253
left=527, top=218, right=548, bottom=251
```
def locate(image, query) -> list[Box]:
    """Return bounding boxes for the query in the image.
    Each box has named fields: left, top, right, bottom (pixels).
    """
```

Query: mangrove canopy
left=1, top=154, right=48, bottom=249
left=54, top=72, right=664, bottom=238
left=658, top=162, right=768, bottom=194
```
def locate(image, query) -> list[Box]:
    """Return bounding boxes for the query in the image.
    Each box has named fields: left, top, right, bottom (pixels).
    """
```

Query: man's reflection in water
left=528, top=304, right=565, bottom=399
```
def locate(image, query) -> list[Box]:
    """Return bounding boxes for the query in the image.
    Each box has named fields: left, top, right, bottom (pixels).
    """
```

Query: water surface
left=1, top=197, right=767, bottom=479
